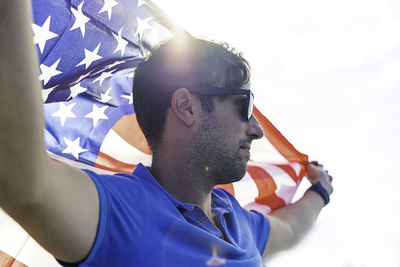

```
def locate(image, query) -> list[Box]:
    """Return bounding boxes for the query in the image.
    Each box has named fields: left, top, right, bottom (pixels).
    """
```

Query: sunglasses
left=187, top=87, right=254, bottom=121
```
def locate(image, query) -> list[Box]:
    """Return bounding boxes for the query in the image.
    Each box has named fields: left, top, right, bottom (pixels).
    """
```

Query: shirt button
left=197, top=217, right=204, bottom=223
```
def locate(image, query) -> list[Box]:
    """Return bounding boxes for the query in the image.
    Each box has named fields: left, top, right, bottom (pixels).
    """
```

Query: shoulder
left=212, top=187, right=237, bottom=203
left=76, top=170, right=149, bottom=265
left=213, top=187, right=270, bottom=254
left=212, top=187, right=240, bottom=210
left=83, top=169, right=147, bottom=207
left=212, top=187, right=268, bottom=222
left=212, top=187, right=234, bottom=199
left=84, top=169, right=143, bottom=187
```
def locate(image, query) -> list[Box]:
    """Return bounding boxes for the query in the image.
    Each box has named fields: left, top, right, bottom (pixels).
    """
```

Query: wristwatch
left=307, top=181, right=330, bottom=206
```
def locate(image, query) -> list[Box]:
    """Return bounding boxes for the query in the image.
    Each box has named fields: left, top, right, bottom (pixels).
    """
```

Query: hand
left=306, top=161, right=333, bottom=195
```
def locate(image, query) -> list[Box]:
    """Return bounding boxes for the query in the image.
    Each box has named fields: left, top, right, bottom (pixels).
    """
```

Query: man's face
left=187, top=93, right=263, bottom=185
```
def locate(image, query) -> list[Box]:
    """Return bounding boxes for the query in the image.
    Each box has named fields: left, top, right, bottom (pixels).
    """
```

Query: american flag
left=36, top=0, right=173, bottom=169
left=0, top=0, right=308, bottom=265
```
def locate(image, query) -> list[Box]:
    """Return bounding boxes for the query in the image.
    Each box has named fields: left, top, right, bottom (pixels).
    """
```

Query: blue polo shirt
left=70, top=163, right=270, bottom=266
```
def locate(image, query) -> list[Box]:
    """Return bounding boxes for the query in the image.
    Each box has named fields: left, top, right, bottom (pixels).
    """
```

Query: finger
left=324, top=169, right=331, bottom=179
left=310, top=161, right=323, bottom=168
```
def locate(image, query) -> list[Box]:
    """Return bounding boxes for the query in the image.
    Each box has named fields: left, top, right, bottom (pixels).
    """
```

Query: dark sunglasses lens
left=247, top=93, right=254, bottom=120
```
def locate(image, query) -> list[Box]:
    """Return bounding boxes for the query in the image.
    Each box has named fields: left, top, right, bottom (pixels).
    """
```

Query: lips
left=239, top=143, right=251, bottom=159
left=240, top=143, right=251, bottom=151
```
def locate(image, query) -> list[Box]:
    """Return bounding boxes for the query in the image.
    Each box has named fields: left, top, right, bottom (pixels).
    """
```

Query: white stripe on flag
left=250, top=135, right=288, bottom=163
left=16, top=237, right=60, bottom=267
left=289, top=162, right=302, bottom=177
left=243, top=202, right=272, bottom=215
left=0, top=208, right=29, bottom=258
left=48, top=151, right=115, bottom=175
left=262, top=164, right=298, bottom=205
left=100, top=129, right=152, bottom=166
left=232, top=172, right=259, bottom=206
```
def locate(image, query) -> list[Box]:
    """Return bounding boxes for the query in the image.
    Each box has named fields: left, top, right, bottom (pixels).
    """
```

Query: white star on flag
left=137, top=0, right=148, bottom=7
left=69, top=83, right=87, bottom=99
left=51, top=102, right=76, bottom=126
left=93, top=70, right=115, bottom=86
left=84, top=104, right=109, bottom=127
left=100, top=87, right=113, bottom=103
left=98, top=0, right=118, bottom=20
left=76, top=43, right=103, bottom=70
left=134, top=17, right=153, bottom=41
left=112, top=28, right=128, bottom=56
left=39, top=58, right=62, bottom=86
left=32, top=16, right=58, bottom=54
left=121, top=92, right=133, bottom=104
left=62, top=137, right=88, bottom=159
left=70, top=2, right=90, bottom=38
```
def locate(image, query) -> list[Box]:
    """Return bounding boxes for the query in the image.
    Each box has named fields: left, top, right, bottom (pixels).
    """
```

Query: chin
left=215, top=163, right=247, bottom=185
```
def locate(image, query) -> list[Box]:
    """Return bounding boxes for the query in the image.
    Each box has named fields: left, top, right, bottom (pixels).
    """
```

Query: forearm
left=0, top=1, right=48, bottom=203
left=263, top=162, right=333, bottom=258
left=270, top=190, right=325, bottom=246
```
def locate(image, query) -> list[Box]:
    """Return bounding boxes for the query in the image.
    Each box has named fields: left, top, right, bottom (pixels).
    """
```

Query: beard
left=182, top=113, right=248, bottom=186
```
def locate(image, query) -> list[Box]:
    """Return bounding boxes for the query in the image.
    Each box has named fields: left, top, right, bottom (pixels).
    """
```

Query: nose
left=246, top=115, right=264, bottom=140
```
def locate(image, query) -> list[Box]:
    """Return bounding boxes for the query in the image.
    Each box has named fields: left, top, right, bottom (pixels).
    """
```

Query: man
left=0, top=1, right=333, bottom=266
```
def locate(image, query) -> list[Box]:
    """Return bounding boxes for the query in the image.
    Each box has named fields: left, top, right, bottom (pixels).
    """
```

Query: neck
left=150, top=149, right=216, bottom=218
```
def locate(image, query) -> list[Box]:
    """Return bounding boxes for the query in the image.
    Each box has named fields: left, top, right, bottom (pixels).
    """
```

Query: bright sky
left=154, top=0, right=400, bottom=266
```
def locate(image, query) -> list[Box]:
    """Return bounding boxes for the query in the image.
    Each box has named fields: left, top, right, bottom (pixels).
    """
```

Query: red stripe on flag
left=0, top=250, right=14, bottom=267
left=255, top=193, right=286, bottom=211
left=112, top=114, right=151, bottom=155
left=274, top=164, right=302, bottom=183
left=253, top=106, right=308, bottom=164
left=95, top=152, right=136, bottom=174
left=247, top=165, right=278, bottom=197
left=215, top=183, right=235, bottom=196
left=247, top=165, right=286, bottom=209
left=0, top=250, right=27, bottom=267
left=246, top=165, right=286, bottom=210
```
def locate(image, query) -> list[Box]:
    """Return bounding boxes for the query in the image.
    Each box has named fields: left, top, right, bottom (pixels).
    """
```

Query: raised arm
left=263, top=162, right=333, bottom=258
left=0, top=1, right=99, bottom=263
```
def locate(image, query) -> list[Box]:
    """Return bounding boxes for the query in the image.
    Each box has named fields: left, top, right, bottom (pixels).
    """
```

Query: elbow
left=263, top=216, right=305, bottom=258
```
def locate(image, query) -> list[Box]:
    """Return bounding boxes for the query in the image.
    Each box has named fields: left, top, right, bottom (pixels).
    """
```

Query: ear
left=170, top=88, right=195, bottom=126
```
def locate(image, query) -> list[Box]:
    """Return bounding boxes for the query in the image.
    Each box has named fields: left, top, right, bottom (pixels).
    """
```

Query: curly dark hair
left=133, top=35, right=251, bottom=151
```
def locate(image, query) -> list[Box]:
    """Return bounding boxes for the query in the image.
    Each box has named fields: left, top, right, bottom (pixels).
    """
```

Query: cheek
left=219, top=120, right=245, bottom=139
left=214, top=103, right=246, bottom=132
left=212, top=128, right=240, bottom=154
left=198, top=111, right=244, bottom=151
left=211, top=120, right=245, bottom=150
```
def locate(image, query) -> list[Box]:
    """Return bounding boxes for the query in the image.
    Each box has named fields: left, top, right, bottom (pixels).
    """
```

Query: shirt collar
left=132, top=164, right=194, bottom=211
left=132, top=163, right=232, bottom=213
